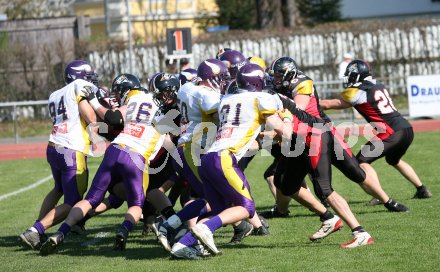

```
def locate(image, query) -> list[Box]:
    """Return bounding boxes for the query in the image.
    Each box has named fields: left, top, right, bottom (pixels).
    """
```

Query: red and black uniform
left=341, top=79, right=412, bottom=165
left=274, top=70, right=366, bottom=201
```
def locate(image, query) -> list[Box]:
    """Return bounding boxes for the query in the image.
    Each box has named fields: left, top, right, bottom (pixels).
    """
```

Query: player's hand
left=79, top=86, right=96, bottom=101
left=277, top=109, right=293, bottom=122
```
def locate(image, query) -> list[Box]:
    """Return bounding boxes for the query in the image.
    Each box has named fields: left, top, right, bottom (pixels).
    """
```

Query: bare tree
left=280, top=0, right=298, bottom=27
left=4, top=0, right=75, bottom=19
left=256, top=0, right=282, bottom=29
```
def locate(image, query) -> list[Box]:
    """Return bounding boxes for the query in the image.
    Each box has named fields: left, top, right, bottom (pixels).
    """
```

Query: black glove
left=79, top=86, right=96, bottom=101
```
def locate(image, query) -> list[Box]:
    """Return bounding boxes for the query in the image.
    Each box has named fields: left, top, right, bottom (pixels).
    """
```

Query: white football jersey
left=177, top=83, right=221, bottom=147
left=113, top=90, right=165, bottom=160
left=48, top=79, right=98, bottom=156
left=207, top=91, right=282, bottom=160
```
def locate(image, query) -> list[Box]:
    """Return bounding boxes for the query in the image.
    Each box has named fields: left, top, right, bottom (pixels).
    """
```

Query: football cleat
left=20, top=229, right=42, bottom=250
left=113, top=227, right=129, bottom=251
left=170, top=242, right=202, bottom=260
left=258, top=215, right=269, bottom=229
left=156, top=221, right=174, bottom=252
left=260, top=205, right=290, bottom=219
left=194, top=241, right=211, bottom=257
left=413, top=185, right=432, bottom=199
left=384, top=199, right=409, bottom=212
left=310, top=215, right=344, bottom=241
left=340, top=230, right=374, bottom=248
left=142, top=215, right=158, bottom=236
left=367, top=198, right=382, bottom=206
left=40, top=231, right=64, bottom=256
left=191, top=224, right=220, bottom=255
left=70, top=223, right=87, bottom=235
left=252, top=225, right=270, bottom=236
left=230, top=221, right=253, bottom=244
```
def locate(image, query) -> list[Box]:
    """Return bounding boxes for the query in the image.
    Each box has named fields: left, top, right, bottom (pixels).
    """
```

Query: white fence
left=89, top=22, right=440, bottom=95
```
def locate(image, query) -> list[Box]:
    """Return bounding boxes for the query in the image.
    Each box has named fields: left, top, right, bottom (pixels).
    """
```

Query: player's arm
left=80, top=88, right=126, bottom=127
left=78, top=99, right=97, bottom=124
left=264, top=112, right=293, bottom=142
left=294, top=94, right=311, bottom=110
left=293, top=79, right=313, bottom=110
left=320, top=98, right=352, bottom=110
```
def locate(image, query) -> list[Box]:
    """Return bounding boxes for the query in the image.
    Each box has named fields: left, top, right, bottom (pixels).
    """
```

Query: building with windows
left=73, top=0, right=219, bottom=43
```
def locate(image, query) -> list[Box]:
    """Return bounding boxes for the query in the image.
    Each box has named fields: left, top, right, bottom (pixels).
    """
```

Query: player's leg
left=331, top=129, right=408, bottom=211
left=37, top=188, right=63, bottom=221
left=275, top=149, right=343, bottom=242
left=261, top=156, right=293, bottom=218
left=156, top=144, right=210, bottom=251
left=191, top=151, right=255, bottom=255
left=39, top=145, right=118, bottom=255
left=387, top=128, right=432, bottom=198
left=310, top=132, right=373, bottom=248
left=113, top=147, right=149, bottom=250
left=40, top=150, right=88, bottom=228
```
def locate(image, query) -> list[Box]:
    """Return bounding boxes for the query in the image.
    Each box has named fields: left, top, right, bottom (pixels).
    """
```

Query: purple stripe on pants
left=85, top=144, right=147, bottom=208
left=198, top=151, right=255, bottom=217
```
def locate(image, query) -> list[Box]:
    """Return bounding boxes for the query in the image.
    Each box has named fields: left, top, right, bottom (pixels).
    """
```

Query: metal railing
left=0, top=100, right=48, bottom=144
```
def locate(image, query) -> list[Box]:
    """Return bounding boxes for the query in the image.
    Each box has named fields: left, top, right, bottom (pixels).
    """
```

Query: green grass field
left=1, top=131, right=439, bottom=272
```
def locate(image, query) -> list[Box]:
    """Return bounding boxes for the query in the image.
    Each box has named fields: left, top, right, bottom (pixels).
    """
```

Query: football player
left=218, top=49, right=249, bottom=79
left=265, top=57, right=408, bottom=218
left=170, top=63, right=293, bottom=259
left=20, top=60, right=99, bottom=250
left=39, top=73, right=166, bottom=255
left=154, top=59, right=227, bottom=252
left=320, top=59, right=432, bottom=201
left=179, top=68, right=198, bottom=86
left=260, top=57, right=383, bottom=248
left=140, top=72, right=184, bottom=234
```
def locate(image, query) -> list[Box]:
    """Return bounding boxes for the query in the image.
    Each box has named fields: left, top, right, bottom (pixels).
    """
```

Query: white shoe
left=309, top=215, right=344, bottom=241
left=156, top=221, right=172, bottom=252
left=170, top=242, right=202, bottom=260
left=194, top=242, right=211, bottom=257
left=340, top=231, right=374, bottom=248
left=190, top=224, right=220, bottom=255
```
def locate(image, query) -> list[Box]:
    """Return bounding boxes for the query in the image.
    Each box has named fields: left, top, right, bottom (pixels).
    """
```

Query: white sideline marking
left=0, top=175, right=52, bottom=201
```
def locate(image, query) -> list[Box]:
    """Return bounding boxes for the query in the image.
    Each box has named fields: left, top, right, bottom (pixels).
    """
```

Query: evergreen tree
left=296, top=0, right=342, bottom=25
left=216, top=0, right=257, bottom=30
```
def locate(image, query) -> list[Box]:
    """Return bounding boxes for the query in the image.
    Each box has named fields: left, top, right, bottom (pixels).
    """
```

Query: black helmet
left=111, top=73, right=141, bottom=100
left=268, top=57, right=298, bottom=90
left=149, top=72, right=180, bottom=107
left=343, top=59, right=371, bottom=88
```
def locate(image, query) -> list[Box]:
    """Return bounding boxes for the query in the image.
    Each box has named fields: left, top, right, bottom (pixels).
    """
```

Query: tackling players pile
left=19, top=49, right=432, bottom=259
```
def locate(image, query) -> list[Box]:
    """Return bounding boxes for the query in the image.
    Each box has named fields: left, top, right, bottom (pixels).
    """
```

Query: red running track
left=1, top=119, right=439, bottom=161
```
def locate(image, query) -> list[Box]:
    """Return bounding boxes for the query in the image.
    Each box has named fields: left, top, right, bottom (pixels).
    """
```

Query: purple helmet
left=215, top=47, right=232, bottom=59
left=236, top=63, right=266, bottom=92
left=219, top=50, right=249, bottom=79
left=179, top=68, right=198, bottom=85
left=197, top=59, right=230, bottom=92
left=64, top=60, right=98, bottom=84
